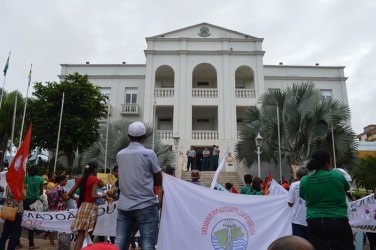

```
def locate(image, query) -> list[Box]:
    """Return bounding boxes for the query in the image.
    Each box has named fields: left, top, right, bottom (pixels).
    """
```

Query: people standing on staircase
left=202, top=147, right=210, bottom=171
left=186, top=146, right=196, bottom=171
left=212, top=145, right=220, bottom=171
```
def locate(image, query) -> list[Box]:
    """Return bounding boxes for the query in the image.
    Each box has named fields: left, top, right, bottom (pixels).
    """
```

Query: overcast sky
left=1, top=0, right=375, bottom=134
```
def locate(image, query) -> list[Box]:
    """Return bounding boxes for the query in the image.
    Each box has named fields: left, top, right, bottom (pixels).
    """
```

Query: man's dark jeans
left=292, top=223, right=308, bottom=240
left=0, top=213, right=23, bottom=250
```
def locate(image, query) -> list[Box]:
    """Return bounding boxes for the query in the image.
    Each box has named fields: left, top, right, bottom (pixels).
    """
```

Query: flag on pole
left=28, top=64, right=32, bottom=86
left=3, top=53, right=10, bottom=76
left=6, top=124, right=32, bottom=202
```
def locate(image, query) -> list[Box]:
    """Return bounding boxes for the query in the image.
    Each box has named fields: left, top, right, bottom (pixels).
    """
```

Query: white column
left=143, top=53, right=154, bottom=123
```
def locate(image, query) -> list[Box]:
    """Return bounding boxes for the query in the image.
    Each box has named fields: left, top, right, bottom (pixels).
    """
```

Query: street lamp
left=255, top=132, right=263, bottom=177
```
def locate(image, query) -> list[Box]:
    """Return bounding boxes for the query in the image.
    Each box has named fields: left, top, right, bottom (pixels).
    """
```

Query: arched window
left=235, top=66, right=255, bottom=98
left=155, top=65, right=174, bottom=97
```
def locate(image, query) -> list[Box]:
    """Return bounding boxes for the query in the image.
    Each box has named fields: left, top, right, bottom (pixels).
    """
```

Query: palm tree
left=236, top=82, right=357, bottom=171
left=0, top=90, right=25, bottom=165
left=81, top=119, right=174, bottom=172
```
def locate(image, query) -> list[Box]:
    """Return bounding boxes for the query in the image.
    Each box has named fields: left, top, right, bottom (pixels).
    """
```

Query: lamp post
left=173, top=136, right=180, bottom=161
left=255, top=132, right=263, bottom=177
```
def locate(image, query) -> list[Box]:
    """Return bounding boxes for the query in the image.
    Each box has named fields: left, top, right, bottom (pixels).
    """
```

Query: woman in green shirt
left=300, top=150, right=354, bottom=250
left=23, top=165, right=44, bottom=249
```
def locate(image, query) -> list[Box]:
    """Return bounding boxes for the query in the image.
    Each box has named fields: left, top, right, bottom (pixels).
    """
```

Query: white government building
left=60, top=23, right=349, bottom=174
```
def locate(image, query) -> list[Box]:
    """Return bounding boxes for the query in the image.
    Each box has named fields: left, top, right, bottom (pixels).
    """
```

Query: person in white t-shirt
left=287, top=166, right=308, bottom=240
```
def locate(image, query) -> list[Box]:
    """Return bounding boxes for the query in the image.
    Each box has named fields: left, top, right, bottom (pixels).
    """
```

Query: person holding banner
left=0, top=185, right=27, bottom=250
left=68, top=162, right=110, bottom=250
left=23, top=165, right=44, bottom=249
left=287, top=166, right=308, bottom=240
left=300, top=150, right=354, bottom=250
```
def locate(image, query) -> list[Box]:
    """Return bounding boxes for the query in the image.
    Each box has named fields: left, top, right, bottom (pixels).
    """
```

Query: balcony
left=192, top=89, right=218, bottom=98
left=192, top=130, right=218, bottom=140
left=235, top=89, right=256, bottom=98
left=157, top=130, right=173, bottom=140
left=121, top=104, right=139, bottom=115
left=154, top=88, right=174, bottom=97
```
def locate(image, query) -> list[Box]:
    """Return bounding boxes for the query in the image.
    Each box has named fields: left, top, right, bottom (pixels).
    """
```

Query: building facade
left=59, top=23, right=349, bottom=165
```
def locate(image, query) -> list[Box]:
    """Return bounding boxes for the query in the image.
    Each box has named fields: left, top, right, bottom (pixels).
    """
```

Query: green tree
left=81, top=119, right=174, bottom=172
left=351, top=156, right=376, bottom=192
left=0, top=90, right=25, bottom=165
left=236, top=82, right=357, bottom=171
left=28, top=73, right=107, bottom=168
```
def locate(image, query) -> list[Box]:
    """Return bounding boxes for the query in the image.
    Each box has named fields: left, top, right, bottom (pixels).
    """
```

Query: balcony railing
left=192, top=88, right=218, bottom=98
left=235, top=89, right=256, bottom=98
left=154, top=88, right=174, bottom=97
left=120, top=104, right=139, bottom=115
left=192, top=130, right=218, bottom=140
left=157, top=130, right=173, bottom=140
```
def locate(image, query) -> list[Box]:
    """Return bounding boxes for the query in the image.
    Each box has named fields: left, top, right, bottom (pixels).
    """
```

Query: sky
left=0, top=0, right=375, bottom=134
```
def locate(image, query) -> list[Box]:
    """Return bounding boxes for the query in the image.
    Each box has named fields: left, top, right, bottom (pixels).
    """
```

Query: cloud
left=0, top=0, right=375, bottom=134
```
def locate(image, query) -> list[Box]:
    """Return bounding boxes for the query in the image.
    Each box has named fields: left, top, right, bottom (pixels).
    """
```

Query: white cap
left=128, top=121, right=146, bottom=137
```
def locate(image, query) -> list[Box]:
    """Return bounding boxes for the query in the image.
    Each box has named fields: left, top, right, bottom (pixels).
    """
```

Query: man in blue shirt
left=115, top=121, right=163, bottom=250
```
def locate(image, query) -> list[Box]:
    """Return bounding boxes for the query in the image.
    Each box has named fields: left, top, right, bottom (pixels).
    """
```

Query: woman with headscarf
left=300, top=150, right=354, bottom=250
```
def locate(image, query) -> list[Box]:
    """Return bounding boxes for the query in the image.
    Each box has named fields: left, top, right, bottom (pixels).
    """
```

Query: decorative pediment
left=149, top=22, right=261, bottom=40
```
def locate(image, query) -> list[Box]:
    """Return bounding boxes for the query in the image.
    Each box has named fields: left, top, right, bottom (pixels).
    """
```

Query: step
left=181, top=171, right=244, bottom=191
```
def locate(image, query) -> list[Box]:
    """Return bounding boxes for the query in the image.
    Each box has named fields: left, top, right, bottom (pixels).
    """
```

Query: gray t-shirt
left=116, top=142, right=161, bottom=211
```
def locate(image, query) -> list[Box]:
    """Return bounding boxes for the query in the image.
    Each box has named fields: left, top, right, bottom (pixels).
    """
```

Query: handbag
left=0, top=205, right=18, bottom=221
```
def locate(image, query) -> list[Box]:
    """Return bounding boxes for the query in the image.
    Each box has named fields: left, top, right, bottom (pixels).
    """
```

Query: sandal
left=29, top=246, right=40, bottom=249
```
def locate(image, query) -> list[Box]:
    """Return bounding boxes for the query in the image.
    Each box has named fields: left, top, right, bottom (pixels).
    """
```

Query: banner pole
left=54, top=92, right=64, bottom=172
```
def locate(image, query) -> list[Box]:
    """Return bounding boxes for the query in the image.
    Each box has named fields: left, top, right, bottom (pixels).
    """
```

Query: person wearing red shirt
left=68, top=162, right=111, bottom=250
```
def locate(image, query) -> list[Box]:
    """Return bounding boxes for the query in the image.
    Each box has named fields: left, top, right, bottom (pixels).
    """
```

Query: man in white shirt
left=287, top=166, right=308, bottom=240
left=186, top=146, right=196, bottom=171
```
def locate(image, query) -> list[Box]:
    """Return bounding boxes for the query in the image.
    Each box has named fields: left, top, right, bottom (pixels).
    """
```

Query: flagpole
left=54, top=92, right=64, bottom=173
left=0, top=75, right=7, bottom=110
left=330, top=109, right=337, bottom=168
left=19, top=64, right=32, bottom=147
left=104, top=102, right=110, bottom=174
left=10, top=94, right=18, bottom=157
left=0, top=51, right=11, bottom=110
left=276, top=102, right=282, bottom=182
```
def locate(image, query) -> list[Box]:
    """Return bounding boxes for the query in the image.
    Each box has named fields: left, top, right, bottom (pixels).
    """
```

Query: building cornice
left=264, top=76, right=348, bottom=81
left=60, top=64, right=146, bottom=67
left=58, top=74, right=146, bottom=80
left=146, top=37, right=263, bottom=42
left=144, top=50, right=265, bottom=56
left=264, top=65, right=345, bottom=69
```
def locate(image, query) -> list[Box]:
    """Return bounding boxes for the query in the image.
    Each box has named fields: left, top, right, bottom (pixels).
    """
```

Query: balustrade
left=235, top=89, right=256, bottom=98
left=192, top=89, right=218, bottom=98
left=154, top=88, right=174, bottom=97
left=192, top=130, right=218, bottom=140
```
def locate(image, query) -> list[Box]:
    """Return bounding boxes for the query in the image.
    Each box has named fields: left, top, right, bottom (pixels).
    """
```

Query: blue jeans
left=0, top=213, right=23, bottom=250
left=115, top=205, right=159, bottom=250
left=202, top=157, right=209, bottom=171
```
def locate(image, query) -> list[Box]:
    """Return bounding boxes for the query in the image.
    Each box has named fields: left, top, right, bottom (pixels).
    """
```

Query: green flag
left=3, top=54, right=10, bottom=76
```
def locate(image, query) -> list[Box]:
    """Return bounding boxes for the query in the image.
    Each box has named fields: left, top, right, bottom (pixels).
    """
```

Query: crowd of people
left=185, top=145, right=220, bottom=171
left=0, top=121, right=375, bottom=250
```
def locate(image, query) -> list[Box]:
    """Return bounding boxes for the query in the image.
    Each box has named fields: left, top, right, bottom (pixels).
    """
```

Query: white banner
left=1, top=202, right=118, bottom=236
left=210, top=148, right=229, bottom=189
left=158, top=174, right=292, bottom=250
left=348, top=194, right=376, bottom=232
left=268, top=179, right=288, bottom=196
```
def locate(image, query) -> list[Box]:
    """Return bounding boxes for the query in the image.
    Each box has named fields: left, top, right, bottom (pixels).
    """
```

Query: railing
left=154, top=88, right=174, bottom=97
left=192, top=130, right=218, bottom=140
left=120, top=104, right=139, bottom=115
left=235, top=89, right=256, bottom=98
left=192, top=88, right=218, bottom=98
left=157, top=130, right=173, bottom=140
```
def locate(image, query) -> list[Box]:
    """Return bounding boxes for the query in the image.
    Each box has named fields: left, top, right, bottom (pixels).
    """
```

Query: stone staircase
left=181, top=171, right=244, bottom=191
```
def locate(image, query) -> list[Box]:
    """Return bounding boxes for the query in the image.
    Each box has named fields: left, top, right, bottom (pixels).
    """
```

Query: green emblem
left=198, top=26, right=211, bottom=37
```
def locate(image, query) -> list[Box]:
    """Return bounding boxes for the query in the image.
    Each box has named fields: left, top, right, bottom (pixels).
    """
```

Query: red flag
left=6, top=124, right=32, bottom=202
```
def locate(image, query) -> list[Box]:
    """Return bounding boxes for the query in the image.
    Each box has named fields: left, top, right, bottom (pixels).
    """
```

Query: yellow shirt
left=47, top=182, right=56, bottom=191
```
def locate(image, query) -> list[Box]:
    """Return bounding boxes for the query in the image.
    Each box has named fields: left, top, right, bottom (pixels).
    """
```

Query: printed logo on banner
left=211, top=219, right=248, bottom=250
left=201, top=206, right=255, bottom=250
